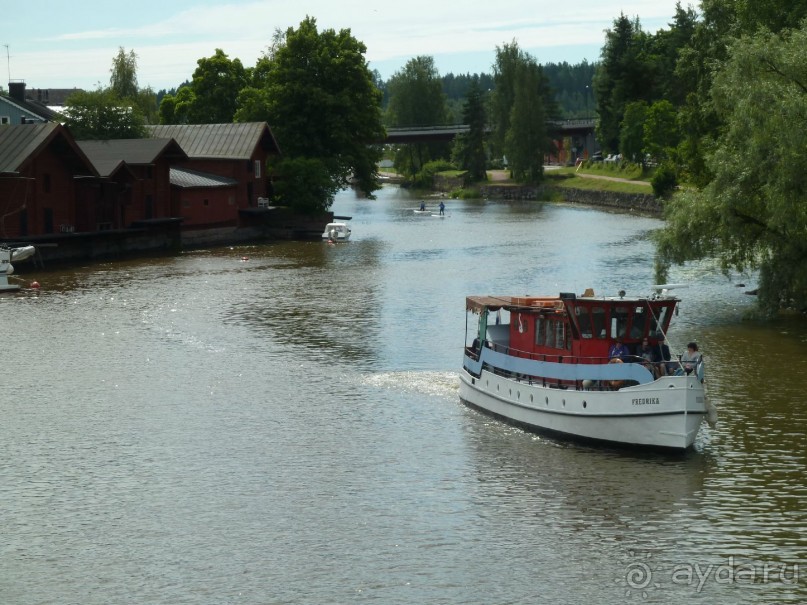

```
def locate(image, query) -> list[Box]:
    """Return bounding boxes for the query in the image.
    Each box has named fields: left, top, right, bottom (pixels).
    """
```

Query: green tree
left=386, top=56, right=447, bottom=127
left=709, top=0, right=807, bottom=36
left=656, top=25, right=807, bottom=314
left=63, top=88, right=147, bottom=139
left=158, top=86, right=195, bottom=124
left=652, top=3, right=698, bottom=107
left=107, top=47, right=158, bottom=125
left=505, top=61, right=549, bottom=183
left=593, top=14, right=653, bottom=153
left=385, top=56, right=449, bottom=176
left=643, top=99, right=679, bottom=163
left=110, top=47, right=139, bottom=100
left=673, top=0, right=807, bottom=186
left=543, top=60, right=597, bottom=118
left=490, top=41, right=556, bottom=181
left=186, top=49, right=247, bottom=123
left=489, top=41, right=521, bottom=160
left=619, top=100, right=647, bottom=163
left=452, top=78, right=488, bottom=182
left=235, top=16, right=385, bottom=210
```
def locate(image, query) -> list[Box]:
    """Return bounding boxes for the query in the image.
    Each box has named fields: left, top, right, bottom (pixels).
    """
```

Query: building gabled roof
left=0, top=95, right=45, bottom=123
left=0, top=122, right=97, bottom=176
left=147, top=122, right=281, bottom=160
left=170, top=166, right=238, bottom=189
left=77, top=138, right=189, bottom=177
left=25, top=87, right=83, bottom=107
left=0, top=93, right=60, bottom=122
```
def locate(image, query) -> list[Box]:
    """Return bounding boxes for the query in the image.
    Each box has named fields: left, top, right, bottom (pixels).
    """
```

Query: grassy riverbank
left=488, top=164, right=655, bottom=195
left=548, top=167, right=654, bottom=195
left=381, top=161, right=658, bottom=198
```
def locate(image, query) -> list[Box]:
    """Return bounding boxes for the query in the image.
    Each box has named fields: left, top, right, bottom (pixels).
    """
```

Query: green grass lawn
left=549, top=174, right=653, bottom=194
left=556, top=162, right=651, bottom=181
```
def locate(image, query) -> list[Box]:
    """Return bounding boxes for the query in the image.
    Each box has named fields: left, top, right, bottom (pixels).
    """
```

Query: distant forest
left=158, top=60, right=598, bottom=123
left=376, top=60, right=598, bottom=122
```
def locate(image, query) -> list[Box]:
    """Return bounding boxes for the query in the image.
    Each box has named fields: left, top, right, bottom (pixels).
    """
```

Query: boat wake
left=362, top=370, right=459, bottom=399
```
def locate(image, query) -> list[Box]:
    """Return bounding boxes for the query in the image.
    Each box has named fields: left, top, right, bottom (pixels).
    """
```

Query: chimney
left=8, top=80, right=26, bottom=102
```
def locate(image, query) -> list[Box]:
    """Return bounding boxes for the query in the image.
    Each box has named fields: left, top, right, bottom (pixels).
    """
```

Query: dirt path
left=574, top=172, right=652, bottom=186
left=487, top=169, right=649, bottom=186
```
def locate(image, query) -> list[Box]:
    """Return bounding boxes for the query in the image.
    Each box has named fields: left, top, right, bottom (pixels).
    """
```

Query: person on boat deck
left=640, top=338, right=664, bottom=377
left=608, top=338, right=630, bottom=361
left=420, top=200, right=426, bottom=211
left=675, top=342, right=702, bottom=375
left=653, top=340, right=678, bottom=376
left=439, top=201, right=445, bottom=216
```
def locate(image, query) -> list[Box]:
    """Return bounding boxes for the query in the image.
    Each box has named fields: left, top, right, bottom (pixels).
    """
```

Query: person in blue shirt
left=439, top=201, right=445, bottom=216
left=608, top=338, right=630, bottom=361
left=420, top=200, right=426, bottom=211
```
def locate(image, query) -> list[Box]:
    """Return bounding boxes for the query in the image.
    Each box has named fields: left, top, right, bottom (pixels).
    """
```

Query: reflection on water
left=1, top=185, right=805, bottom=604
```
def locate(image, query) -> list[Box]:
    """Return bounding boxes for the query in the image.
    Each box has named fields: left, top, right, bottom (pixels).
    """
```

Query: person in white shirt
left=676, top=342, right=702, bottom=375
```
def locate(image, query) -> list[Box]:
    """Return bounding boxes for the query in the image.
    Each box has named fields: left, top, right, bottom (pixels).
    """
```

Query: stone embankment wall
left=479, top=185, right=547, bottom=200
left=477, top=184, right=662, bottom=215
left=560, top=188, right=662, bottom=215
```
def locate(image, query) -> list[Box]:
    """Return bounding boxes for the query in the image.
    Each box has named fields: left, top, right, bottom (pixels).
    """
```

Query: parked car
left=590, top=152, right=603, bottom=162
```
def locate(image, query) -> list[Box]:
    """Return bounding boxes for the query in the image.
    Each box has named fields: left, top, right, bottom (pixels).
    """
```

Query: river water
left=2, top=185, right=805, bottom=604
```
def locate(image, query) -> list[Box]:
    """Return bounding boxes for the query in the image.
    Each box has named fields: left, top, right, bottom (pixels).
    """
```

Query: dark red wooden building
left=0, top=122, right=98, bottom=238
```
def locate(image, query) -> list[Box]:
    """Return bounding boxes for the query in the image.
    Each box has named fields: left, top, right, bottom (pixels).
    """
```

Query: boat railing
left=479, top=340, right=657, bottom=367
left=464, top=341, right=661, bottom=389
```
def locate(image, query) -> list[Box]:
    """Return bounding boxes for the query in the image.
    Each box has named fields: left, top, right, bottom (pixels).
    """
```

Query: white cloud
left=8, top=0, right=679, bottom=89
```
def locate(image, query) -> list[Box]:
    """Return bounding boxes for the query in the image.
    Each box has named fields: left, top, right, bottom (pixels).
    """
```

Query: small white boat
left=0, top=245, right=36, bottom=292
left=322, top=222, right=351, bottom=242
left=460, top=287, right=714, bottom=450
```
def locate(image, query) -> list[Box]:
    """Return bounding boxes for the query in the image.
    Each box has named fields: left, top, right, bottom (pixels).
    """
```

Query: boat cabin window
left=535, top=316, right=570, bottom=350
left=575, top=305, right=607, bottom=339
left=611, top=306, right=629, bottom=338
left=555, top=321, right=570, bottom=350
left=592, top=307, right=607, bottom=339
left=575, top=307, right=592, bottom=339
left=649, top=304, right=672, bottom=338
left=535, top=317, right=546, bottom=345
left=631, top=306, right=647, bottom=338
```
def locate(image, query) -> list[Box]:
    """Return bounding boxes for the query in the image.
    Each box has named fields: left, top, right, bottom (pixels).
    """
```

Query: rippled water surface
left=2, top=186, right=805, bottom=604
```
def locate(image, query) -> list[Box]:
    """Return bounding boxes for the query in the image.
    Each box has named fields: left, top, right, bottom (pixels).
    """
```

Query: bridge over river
left=383, top=119, right=595, bottom=143
left=383, top=119, right=598, bottom=162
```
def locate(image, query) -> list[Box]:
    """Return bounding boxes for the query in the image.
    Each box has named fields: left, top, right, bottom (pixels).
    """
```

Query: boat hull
left=1, top=245, right=36, bottom=292
left=322, top=223, right=351, bottom=241
left=459, top=367, right=706, bottom=450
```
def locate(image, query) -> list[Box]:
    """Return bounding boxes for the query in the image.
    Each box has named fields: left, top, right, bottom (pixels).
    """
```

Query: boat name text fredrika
left=631, top=397, right=661, bottom=406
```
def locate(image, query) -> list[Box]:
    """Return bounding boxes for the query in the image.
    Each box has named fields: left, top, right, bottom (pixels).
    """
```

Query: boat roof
left=466, top=295, right=561, bottom=312
left=466, top=291, right=679, bottom=313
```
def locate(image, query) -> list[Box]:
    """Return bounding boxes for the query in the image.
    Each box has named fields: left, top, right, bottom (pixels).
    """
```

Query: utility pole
left=3, top=44, right=10, bottom=83
left=585, top=85, right=590, bottom=118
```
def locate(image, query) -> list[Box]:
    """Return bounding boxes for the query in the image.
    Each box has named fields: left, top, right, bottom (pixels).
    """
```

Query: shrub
left=450, top=187, right=481, bottom=199
left=652, top=162, right=678, bottom=198
left=412, top=160, right=457, bottom=189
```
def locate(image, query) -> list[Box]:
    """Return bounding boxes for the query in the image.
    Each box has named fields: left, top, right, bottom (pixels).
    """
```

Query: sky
left=2, top=0, right=682, bottom=92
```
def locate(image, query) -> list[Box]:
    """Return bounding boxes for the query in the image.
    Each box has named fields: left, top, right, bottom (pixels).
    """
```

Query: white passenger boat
left=460, top=288, right=714, bottom=450
left=322, top=222, right=351, bottom=242
left=0, top=245, right=36, bottom=292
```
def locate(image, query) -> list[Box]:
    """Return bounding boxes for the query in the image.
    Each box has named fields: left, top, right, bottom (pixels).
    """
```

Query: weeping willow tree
left=655, top=25, right=807, bottom=315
